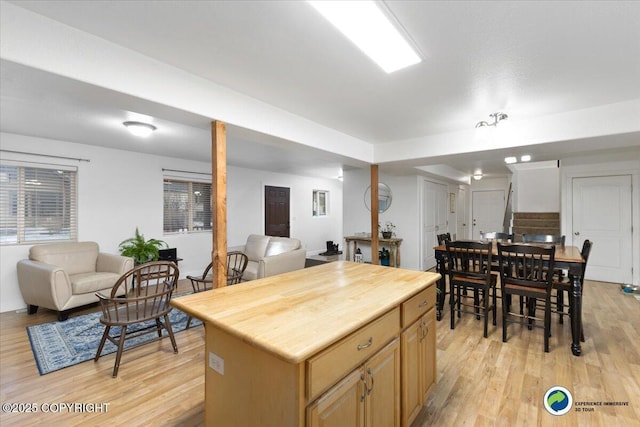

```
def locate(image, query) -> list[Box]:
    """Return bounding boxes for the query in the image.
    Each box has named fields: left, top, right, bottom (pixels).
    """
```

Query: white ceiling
left=1, top=1, right=639, bottom=180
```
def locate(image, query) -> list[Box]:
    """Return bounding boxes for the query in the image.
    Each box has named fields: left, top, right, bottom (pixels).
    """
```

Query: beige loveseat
left=239, top=235, right=306, bottom=281
left=17, top=241, right=133, bottom=321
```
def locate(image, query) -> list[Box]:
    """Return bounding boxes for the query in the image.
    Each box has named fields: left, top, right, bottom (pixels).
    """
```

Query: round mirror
left=364, top=183, right=392, bottom=213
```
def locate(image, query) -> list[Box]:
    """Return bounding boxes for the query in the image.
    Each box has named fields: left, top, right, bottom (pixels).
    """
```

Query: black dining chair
left=553, top=240, right=592, bottom=341
left=497, top=243, right=556, bottom=352
left=446, top=240, right=497, bottom=338
left=437, top=232, right=451, bottom=246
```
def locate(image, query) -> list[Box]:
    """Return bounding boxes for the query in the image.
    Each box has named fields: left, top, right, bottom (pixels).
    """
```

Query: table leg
left=346, top=241, right=352, bottom=262
left=435, top=252, right=446, bottom=321
left=390, top=245, right=396, bottom=267
left=569, top=265, right=583, bottom=356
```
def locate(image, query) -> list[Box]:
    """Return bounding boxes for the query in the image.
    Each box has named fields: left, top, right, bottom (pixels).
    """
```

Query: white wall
left=343, top=169, right=419, bottom=269
left=343, top=169, right=464, bottom=271
left=0, top=132, right=343, bottom=312
left=512, top=161, right=560, bottom=212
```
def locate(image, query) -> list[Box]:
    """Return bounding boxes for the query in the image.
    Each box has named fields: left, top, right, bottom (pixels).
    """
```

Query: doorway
left=456, top=187, right=468, bottom=240
left=422, top=180, right=448, bottom=270
left=572, top=175, right=633, bottom=283
left=471, top=190, right=505, bottom=240
left=264, top=185, right=290, bottom=237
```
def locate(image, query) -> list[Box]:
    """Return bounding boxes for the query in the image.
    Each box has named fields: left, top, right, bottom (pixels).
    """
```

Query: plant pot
left=382, top=232, right=392, bottom=239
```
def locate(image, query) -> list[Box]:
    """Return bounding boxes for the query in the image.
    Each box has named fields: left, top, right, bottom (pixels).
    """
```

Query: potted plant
left=379, top=247, right=391, bottom=266
left=379, top=221, right=396, bottom=239
left=119, top=227, right=168, bottom=265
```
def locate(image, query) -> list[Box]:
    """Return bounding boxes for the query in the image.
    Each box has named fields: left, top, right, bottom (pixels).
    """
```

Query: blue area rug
left=27, top=305, right=201, bottom=375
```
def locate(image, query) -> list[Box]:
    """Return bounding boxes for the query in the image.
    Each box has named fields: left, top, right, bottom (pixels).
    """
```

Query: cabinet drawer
left=401, top=285, right=436, bottom=328
left=307, top=307, right=399, bottom=401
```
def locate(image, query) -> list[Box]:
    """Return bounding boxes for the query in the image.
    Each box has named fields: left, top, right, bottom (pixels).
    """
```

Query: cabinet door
left=307, top=368, right=365, bottom=427
left=401, top=320, right=422, bottom=427
left=420, top=310, right=436, bottom=399
left=365, top=338, right=400, bottom=427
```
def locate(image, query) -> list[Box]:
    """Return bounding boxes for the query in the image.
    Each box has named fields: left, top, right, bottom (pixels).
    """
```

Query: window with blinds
left=0, top=164, right=77, bottom=245
left=163, top=179, right=212, bottom=233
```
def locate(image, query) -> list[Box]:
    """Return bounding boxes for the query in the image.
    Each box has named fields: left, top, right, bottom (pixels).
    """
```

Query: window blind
left=0, top=164, right=77, bottom=244
left=163, top=179, right=212, bottom=233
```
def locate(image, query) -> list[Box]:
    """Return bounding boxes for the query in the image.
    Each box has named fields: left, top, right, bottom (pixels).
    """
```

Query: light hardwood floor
left=1, top=279, right=639, bottom=426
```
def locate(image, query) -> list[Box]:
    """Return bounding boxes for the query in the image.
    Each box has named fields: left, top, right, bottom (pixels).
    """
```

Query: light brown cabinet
left=308, top=339, right=400, bottom=427
left=400, top=288, right=437, bottom=427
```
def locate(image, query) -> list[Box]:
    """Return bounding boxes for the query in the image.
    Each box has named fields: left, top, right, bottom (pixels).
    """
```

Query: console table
left=171, top=261, right=439, bottom=426
left=344, top=235, right=403, bottom=267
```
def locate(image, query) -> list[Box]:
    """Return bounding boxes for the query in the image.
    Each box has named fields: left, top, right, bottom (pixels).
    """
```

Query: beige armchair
left=239, top=235, right=306, bottom=281
left=17, top=241, right=133, bottom=321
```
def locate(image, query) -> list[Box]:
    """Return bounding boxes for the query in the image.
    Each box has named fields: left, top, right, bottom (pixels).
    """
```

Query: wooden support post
left=371, top=164, right=379, bottom=265
left=212, top=121, right=227, bottom=288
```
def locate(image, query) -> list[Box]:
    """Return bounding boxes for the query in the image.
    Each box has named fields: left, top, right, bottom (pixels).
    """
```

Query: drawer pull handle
left=357, top=337, right=373, bottom=350
left=418, top=300, right=428, bottom=308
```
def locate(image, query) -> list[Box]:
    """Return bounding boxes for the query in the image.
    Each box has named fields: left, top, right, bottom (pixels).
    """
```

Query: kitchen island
left=172, top=261, right=440, bottom=427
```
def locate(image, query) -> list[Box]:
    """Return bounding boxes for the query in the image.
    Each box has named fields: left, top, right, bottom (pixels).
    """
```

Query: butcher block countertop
left=171, top=261, right=440, bottom=364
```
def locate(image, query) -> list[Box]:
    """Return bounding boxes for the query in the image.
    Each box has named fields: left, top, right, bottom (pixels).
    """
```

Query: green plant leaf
left=118, top=227, right=168, bottom=265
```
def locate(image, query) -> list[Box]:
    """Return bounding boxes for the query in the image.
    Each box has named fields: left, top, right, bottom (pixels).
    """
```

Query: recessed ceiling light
left=308, top=0, right=421, bottom=73
left=520, top=155, right=531, bottom=162
left=123, top=121, right=157, bottom=137
left=504, top=156, right=517, bottom=164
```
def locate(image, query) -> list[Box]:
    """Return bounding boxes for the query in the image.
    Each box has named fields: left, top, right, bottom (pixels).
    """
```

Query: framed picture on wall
left=449, top=193, right=456, bottom=213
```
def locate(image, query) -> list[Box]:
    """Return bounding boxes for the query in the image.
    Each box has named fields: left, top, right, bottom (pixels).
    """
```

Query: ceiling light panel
left=308, top=1, right=421, bottom=73
left=504, top=156, right=517, bottom=164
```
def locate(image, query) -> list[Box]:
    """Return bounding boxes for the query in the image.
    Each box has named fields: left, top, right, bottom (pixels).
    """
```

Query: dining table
left=434, top=242, right=586, bottom=356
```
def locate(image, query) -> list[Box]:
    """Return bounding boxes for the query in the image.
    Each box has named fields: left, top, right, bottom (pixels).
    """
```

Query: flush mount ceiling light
left=505, top=154, right=532, bottom=164
left=473, top=173, right=483, bottom=180
left=475, top=112, right=508, bottom=128
left=123, top=121, right=156, bottom=137
left=504, top=156, right=517, bottom=164
left=308, top=0, right=421, bottom=73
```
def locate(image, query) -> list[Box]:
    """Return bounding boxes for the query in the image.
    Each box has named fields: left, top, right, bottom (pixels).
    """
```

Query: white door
left=423, top=180, right=448, bottom=270
left=456, top=187, right=468, bottom=240
left=472, top=190, right=505, bottom=240
left=572, top=175, right=633, bottom=284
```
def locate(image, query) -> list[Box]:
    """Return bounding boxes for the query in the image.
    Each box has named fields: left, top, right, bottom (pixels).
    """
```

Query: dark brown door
left=265, top=186, right=290, bottom=237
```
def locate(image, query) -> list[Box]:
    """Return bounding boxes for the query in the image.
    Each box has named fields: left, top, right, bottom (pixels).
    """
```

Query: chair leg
left=450, top=284, right=456, bottom=330
left=492, top=286, right=497, bottom=326
left=156, top=318, right=163, bottom=338
left=544, top=299, right=551, bottom=353
left=557, top=290, right=564, bottom=324
left=474, top=289, right=480, bottom=320
left=112, top=325, right=128, bottom=378
left=94, top=325, right=110, bottom=362
left=186, top=315, right=193, bottom=329
left=164, top=314, right=178, bottom=353
left=502, top=294, right=508, bottom=343
left=483, top=289, right=489, bottom=338
left=58, top=310, right=70, bottom=322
